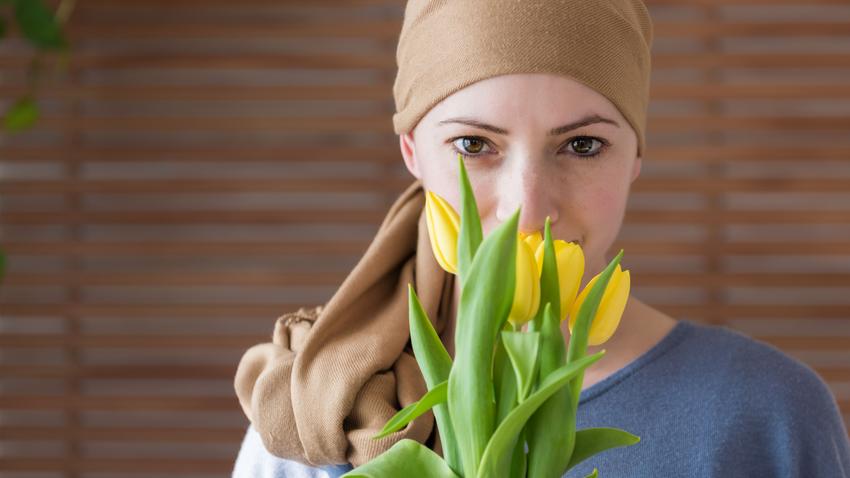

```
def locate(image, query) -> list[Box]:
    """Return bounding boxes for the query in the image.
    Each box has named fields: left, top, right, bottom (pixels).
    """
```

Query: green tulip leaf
left=13, top=0, right=67, bottom=49
left=565, top=427, right=641, bottom=472
left=456, top=152, right=483, bottom=285
left=449, top=199, right=519, bottom=477
left=407, top=283, right=460, bottom=472
left=342, top=438, right=460, bottom=478
left=509, top=426, right=527, bottom=478
left=566, top=249, right=623, bottom=410
left=530, top=216, right=561, bottom=333
left=407, top=283, right=453, bottom=385
left=372, top=380, right=447, bottom=440
left=493, top=328, right=519, bottom=426
left=500, top=330, right=540, bottom=401
left=476, top=349, right=606, bottom=478
left=525, top=301, right=577, bottom=478
left=4, top=96, right=38, bottom=132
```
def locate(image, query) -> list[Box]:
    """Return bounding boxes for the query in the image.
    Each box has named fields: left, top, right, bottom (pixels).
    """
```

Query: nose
left=494, top=157, right=559, bottom=234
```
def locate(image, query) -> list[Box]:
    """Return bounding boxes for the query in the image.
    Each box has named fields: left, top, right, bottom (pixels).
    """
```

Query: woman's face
left=399, top=73, right=642, bottom=278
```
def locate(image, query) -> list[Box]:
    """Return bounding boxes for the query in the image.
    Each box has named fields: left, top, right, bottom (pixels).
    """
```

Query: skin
left=399, top=73, right=678, bottom=390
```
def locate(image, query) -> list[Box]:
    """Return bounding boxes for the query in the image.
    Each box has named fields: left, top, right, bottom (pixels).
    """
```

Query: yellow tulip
left=531, top=237, right=585, bottom=322
left=520, top=230, right=543, bottom=258
left=424, top=190, right=460, bottom=274
left=507, top=237, right=541, bottom=326
left=567, top=263, right=630, bottom=346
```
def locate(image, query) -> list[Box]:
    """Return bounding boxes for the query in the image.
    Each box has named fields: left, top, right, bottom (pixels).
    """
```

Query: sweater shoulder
left=684, top=321, right=839, bottom=418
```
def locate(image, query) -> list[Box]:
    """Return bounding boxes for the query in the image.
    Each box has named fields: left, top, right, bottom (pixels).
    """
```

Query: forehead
left=422, top=73, right=624, bottom=128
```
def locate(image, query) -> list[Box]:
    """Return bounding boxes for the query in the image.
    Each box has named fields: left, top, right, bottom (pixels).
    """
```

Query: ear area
left=630, top=154, right=642, bottom=183
left=399, top=132, right=422, bottom=179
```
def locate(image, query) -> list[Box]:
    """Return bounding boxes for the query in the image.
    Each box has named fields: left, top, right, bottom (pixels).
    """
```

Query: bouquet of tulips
left=341, top=154, right=638, bottom=478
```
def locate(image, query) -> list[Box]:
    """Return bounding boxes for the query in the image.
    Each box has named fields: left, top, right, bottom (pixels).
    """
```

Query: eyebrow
left=437, top=114, right=621, bottom=136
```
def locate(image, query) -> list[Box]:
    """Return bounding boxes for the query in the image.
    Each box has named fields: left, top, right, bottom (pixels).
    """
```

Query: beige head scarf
left=234, top=0, right=654, bottom=467
left=393, top=0, right=654, bottom=156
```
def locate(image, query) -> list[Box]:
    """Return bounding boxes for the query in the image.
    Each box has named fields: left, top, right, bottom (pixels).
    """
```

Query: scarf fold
left=233, top=178, right=456, bottom=467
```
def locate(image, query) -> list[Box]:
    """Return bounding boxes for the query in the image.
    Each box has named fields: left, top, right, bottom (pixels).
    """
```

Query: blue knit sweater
left=232, top=319, right=850, bottom=477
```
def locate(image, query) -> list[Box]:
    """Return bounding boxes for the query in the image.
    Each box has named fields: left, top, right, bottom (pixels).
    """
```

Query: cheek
left=586, top=185, right=629, bottom=219
left=574, top=158, right=632, bottom=222
left=416, top=143, right=456, bottom=199
left=579, top=184, right=630, bottom=269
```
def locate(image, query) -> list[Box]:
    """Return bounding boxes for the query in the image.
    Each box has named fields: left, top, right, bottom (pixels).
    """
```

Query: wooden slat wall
left=1, top=0, right=848, bottom=475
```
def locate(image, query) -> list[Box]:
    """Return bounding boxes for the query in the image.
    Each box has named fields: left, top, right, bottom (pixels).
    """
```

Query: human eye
left=561, top=136, right=609, bottom=159
left=448, top=136, right=496, bottom=159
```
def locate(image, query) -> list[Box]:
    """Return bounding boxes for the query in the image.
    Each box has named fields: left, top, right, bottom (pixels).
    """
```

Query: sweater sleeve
left=778, top=362, right=850, bottom=477
left=731, top=343, right=850, bottom=478
left=233, top=424, right=354, bottom=478
left=703, top=335, right=850, bottom=478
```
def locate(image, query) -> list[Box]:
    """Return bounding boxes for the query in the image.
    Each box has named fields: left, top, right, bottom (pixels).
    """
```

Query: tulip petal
left=508, top=238, right=540, bottom=326
left=588, top=268, right=630, bottom=346
left=425, top=190, right=459, bottom=274
left=522, top=231, right=543, bottom=259
left=536, top=240, right=584, bottom=322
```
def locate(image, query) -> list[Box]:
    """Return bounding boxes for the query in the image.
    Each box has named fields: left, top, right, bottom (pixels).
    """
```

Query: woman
left=232, top=0, right=850, bottom=476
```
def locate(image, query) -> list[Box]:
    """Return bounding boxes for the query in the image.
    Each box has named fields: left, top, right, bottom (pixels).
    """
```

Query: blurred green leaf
left=14, top=0, right=67, bottom=49
left=526, top=298, right=577, bottom=478
left=477, top=350, right=606, bottom=478
left=371, top=380, right=447, bottom=440
left=565, top=427, right=640, bottom=472
left=4, top=96, right=38, bottom=131
left=0, top=16, right=7, bottom=40
left=493, top=326, right=518, bottom=427
left=501, top=329, right=540, bottom=401
left=455, top=152, right=482, bottom=286
left=407, top=283, right=460, bottom=473
left=449, top=200, right=518, bottom=477
left=342, top=438, right=460, bottom=478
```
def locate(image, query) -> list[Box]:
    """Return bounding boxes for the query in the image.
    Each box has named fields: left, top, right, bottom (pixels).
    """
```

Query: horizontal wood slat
left=1, top=426, right=245, bottom=442
left=6, top=271, right=850, bottom=288
left=4, top=210, right=850, bottom=225
left=3, top=333, right=849, bottom=351
left=1, top=458, right=234, bottom=474
left=0, top=114, right=843, bottom=133
left=0, top=395, right=238, bottom=411
left=0, top=334, right=263, bottom=349
left=0, top=145, right=400, bottom=162
left=3, top=52, right=850, bottom=70
left=4, top=240, right=850, bottom=255
left=0, top=364, right=235, bottom=379
left=5, top=177, right=850, bottom=194
left=24, top=21, right=845, bottom=40
left=5, top=82, right=850, bottom=101
left=2, top=303, right=849, bottom=319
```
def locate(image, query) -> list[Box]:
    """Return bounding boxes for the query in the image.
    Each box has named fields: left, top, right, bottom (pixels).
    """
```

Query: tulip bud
left=533, top=239, right=585, bottom=322
left=507, top=237, right=540, bottom=327
left=567, top=263, right=630, bottom=346
left=424, top=190, right=460, bottom=274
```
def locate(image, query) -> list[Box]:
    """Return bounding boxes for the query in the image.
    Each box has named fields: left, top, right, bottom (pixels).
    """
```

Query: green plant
left=341, top=154, right=639, bottom=477
left=1, top=0, right=75, bottom=133
left=0, top=0, right=71, bottom=287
